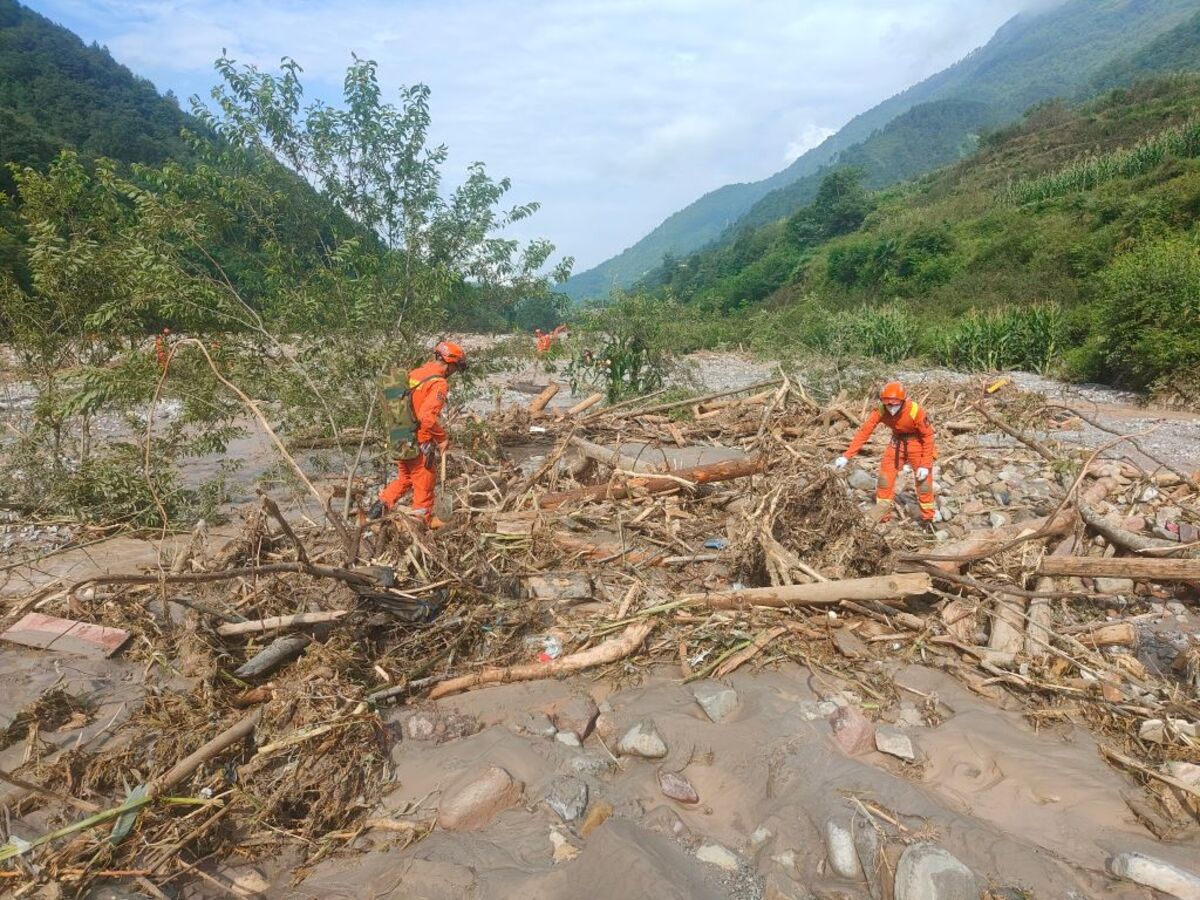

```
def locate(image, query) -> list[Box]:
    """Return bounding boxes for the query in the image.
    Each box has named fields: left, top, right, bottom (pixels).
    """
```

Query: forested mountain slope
left=565, top=0, right=1200, bottom=301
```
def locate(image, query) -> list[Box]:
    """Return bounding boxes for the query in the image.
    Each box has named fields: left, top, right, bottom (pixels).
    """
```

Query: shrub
left=933, top=304, right=1065, bottom=373
left=1094, top=237, right=1200, bottom=388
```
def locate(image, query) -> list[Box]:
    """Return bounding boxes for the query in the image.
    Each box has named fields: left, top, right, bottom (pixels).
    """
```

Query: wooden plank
left=1, top=613, right=129, bottom=658
left=1038, top=556, right=1200, bottom=581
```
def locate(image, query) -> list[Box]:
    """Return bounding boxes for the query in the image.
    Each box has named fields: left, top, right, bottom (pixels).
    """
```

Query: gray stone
left=697, top=842, right=741, bottom=872
left=957, top=460, right=977, bottom=477
left=824, top=821, right=863, bottom=879
left=693, top=681, right=739, bottom=723
left=853, top=813, right=883, bottom=898
left=568, top=752, right=614, bottom=777
left=988, top=512, right=1008, bottom=529
left=894, top=844, right=978, bottom=900
left=544, top=775, right=589, bottom=822
left=1107, top=852, right=1200, bottom=898
left=875, top=728, right=916, bottom=761
left=437, top=766, right=523, bottom=832
left=895, top=702, right=925, bottom=729
left=658, top=770, right=699, bottom=804
left=404, top=711, right=437, bottom=741
left=520, top=712, right=558, bottom=738
left=1165, top=761, right=1200, bottom=788
left=555, top=730, right=582, bottom=747
left=552, top=694, right=600, bottom=740
left=617, top=719, right=668, bottom=758
left=849, top=469, right=877, bottom=492
left=1096, top=577, right=1135, bottom=596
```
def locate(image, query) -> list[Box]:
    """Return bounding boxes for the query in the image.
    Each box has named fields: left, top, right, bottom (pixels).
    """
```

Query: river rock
left=825, top=821, right=863, bottom=879
left=552, top=694, right=600, bottom=740
left=693, top=681, right=739, bottom=723
left=405, top=711, right=437, bottom=741
left=875, top=728, right=916, bottom=761
left=1106, top=852, right=1200, bottom=898
left=697, top=842, right=741, bottom=872
left=645, top=805, right=693, bottom=842
left=519, top=712, right=558, bottom=738
left=894, top=844, right=978, bottom=900
left=829, top=705, right=875, bottom=756
left=853, top=813, right=883, bottom=897
left=568, top=752, right=614, bottom=777
left=957, top=459, right=977, bottom=477
left=1139, top=718, right=1198, bottom=744
left=658, top=770, right=699, bottom=804
left=554, top=731, right=582, bottom=747
left=849, top=469, right=876, bottom=492
left=988, top=512, right=1008, bottom=528
left=617, top=719, right=668, bottom=758
left=437, top=766, right=523, bottom=831
left=1165, top=761, right=1200, bottom=788
left=1096, top=577, right=1135, bottom=596
left=544, top=775, right=588, bottom=822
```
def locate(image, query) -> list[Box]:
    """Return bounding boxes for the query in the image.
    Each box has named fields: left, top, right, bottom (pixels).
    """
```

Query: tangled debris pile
left=1, top=373, right=1199, bottom=896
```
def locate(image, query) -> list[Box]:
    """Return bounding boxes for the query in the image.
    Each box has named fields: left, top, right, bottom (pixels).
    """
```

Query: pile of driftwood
left=1, top=372, right=1199, bottom=893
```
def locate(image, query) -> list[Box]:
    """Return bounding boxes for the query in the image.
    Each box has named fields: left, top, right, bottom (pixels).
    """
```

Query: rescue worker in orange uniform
left=370, top=341, right=468, bottom=528
left=834, top=381, right=938, bottom=525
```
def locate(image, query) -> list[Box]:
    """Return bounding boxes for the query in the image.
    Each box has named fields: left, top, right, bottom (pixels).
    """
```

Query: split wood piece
left=551, top=532, right=664, bottom=567
left=1026, top=536, right=1074, bottom=659
left=566, top=393, right=604, bottom=416
left=216, top=611, right=349, bottom=637
left=539, top=455, right=763, bottom=509
left=170, top=521, right=208, bottom=575
left=1072, top=622, right=1138, bottom=649
left=427, top=621, right=655, bottom=699
left=234, top=634, right=311, bottom=679
left=972, top=401, right=1058, bottom=462
left=1077, top=504, right=1200, bottom=559
left=688, top=573, right=932, bottom=610
left=987, top=591, right=1026, bottom=661
left=567, top=435, right=667, bottom=473
left=529, top=382, right=560, bottom=417
left=524, top=572, right=593, bottom=603
left=714, top=626, right=787, bottom=678
left=147, top=707, right=262, bottom=799
left=1038, top=556, right=1200, bottom=581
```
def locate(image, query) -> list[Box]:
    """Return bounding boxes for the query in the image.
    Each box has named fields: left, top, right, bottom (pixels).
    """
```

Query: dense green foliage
left=565, top=0, right=1200, bottom=301
left=616, top=77, right=1200, bottom=394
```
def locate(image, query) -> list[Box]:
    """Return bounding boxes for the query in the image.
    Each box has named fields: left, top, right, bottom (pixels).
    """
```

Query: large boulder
left=436, top=766, right=523, bottom=832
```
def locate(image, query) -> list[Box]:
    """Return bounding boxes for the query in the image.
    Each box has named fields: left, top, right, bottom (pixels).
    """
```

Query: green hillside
left=565, top=0, right=1200, bottom=301
left=622, top=76, right=1200, bottom=393
left=0, top=0, right=194, bottom=179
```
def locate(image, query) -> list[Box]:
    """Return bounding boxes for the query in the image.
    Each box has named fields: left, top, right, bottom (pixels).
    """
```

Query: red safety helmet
left=880, top=381, right=906, bottom=403
left=434, top=340, right=468, bottom=368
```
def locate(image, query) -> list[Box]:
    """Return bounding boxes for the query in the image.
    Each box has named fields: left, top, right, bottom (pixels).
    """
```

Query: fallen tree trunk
left=539, top=455, right=762, bottom=509
left=987, top=591, right=1027, bottom=661
left=217, top=611, right=349, bottom=637
left=687, top=573, right=931, bottom=610
left=529, top=382, right=560, bottom=417
left=1077, top=504, right=1200, bottom=559
left=1038, top=556, right=1200, bottom=581
left=567, top=435, right=667, bottom=473
left=914, top=509, right=1076, bottom=573
left=428, top=621, right=655, bottom=699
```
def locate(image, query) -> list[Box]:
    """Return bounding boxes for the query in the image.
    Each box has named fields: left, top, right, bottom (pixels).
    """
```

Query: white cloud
left=784, top=124, right=838, bottom=164
left=29, top=0, right=1039, bottom=269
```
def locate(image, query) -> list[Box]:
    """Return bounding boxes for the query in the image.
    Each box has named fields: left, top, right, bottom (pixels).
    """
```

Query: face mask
left=885, top=403, right=902, bottom=415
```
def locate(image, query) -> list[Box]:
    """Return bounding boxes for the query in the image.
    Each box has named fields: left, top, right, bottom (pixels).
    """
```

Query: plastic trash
left=703, top=537, right=729, bottom=550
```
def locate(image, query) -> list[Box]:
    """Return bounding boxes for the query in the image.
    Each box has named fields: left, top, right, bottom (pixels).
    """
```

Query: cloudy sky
left=31, top=0, right=1039, bottom=272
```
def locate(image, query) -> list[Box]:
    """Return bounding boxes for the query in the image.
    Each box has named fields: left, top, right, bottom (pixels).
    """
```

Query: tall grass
left=933, top=304, right=1064, bottom=373
left=1009, top=118, right=1200, bottom=204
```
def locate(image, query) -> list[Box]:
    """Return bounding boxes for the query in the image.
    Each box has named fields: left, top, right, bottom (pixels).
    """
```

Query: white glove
left=833, top=456, right=848, bottom=470
left=916, top=467, right=930, bottom=482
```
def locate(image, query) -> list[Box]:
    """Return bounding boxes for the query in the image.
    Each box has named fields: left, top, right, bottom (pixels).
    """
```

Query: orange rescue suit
left=843, top=399, right=938, bottom=521
left=379, top=360, right=449, bottom=516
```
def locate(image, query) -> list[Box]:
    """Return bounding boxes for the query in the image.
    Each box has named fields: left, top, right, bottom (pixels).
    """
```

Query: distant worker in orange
left=834, top=381, right=938, bottom=525
left=369, top=341, right=468, bottom=528
left=535, top=328, right=553, bottom=353
left=154, top=327, right=172, bottom=372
